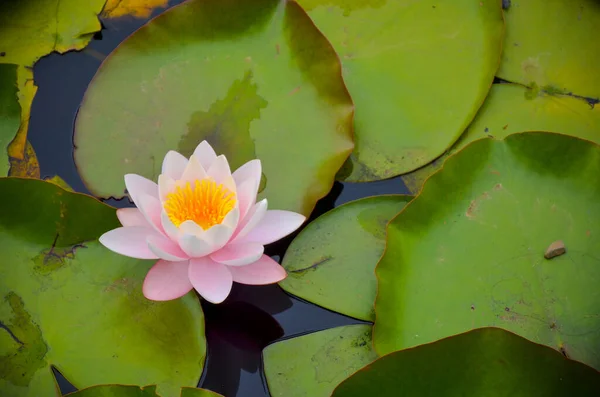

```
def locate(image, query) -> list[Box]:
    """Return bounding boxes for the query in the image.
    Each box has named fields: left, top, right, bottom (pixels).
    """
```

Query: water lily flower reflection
left=99, top=141, right=306, bottom=303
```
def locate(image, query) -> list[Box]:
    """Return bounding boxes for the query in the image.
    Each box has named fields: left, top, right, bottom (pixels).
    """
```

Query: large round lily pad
left=333, top=328, right=600, bottom=397
left=296, top=0, right=504, bottom=181
left=74, top=0, right=354, bottom=216
left=401, top=83, right=600, bottom=193
left=0, top=178, right=206, bottom=397
left=375, top=132, right=600, bottom=371
left=263, top=325, right=377, bottom=397
left=497, top=0, right=600, bottom=99
left=280, top=195, right=411, bottom=321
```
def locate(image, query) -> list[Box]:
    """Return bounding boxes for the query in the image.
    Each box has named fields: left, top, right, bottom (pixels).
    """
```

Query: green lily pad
left=375, top=132, right=600, bottom=371
left=0, top=0, right=105, bottom=66
left=0, top=64, right=19, bottom=176
left=102, top=0, right=168, bottom=19
left=296, top=0, right=504, bottom=181
left=263, top=325, right=377, bottom=397
left=281, top=195, right=411, bottom=321
left=333, top=327, right=600, bottom=397
left=74, top=0, right=354, bottom=216
left=497, top=0, right=600, bottom=99
left=401, top=83, right=600, bottom=194
left=0, top=178, right=206, bottom=397
left=65, top=385, right=222, bottom=397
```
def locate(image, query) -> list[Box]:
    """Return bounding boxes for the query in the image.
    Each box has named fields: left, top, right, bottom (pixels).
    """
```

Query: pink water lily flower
left=99, top=141, right=306, bottom=303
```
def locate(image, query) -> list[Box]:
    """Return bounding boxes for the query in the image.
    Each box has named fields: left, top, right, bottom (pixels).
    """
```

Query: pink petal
left=180, top=155, right=207, bottom=183
left=143, top=260, right=193, bottom=301
left=239, top=210, right=305, bottom=245
left=189, top=257, right=233, bottom=303
left=228, top=255, right=287, bottom=285
left=233, top=159, right=261, bottom=188
left=235, top=179, right=258, bottom=223
left=221, top=205, right=240, bottom=230
left=207, top=155, right=232, bottom=186
left=232, top=159, right=261, bottom=219
left=161, top=211, right=180, bottom=241
left=99, top=227, right=159, bottom=259
left=231, top=199, right=268, bottom=243
left=147, top=234, right=189, bottom=261
left=193, top=141, right=217, bottom=170
left=124, top=174, right=158, bottom=207
left=138, top=194, right=166, bottom=235
left=116, top=208, right=147, bottom=227
left=162, top=151, right=188, bottom=180
left=177, top=221, right=233, bottom=257
left=210, top=242, right=264, bottom=267
left=158, top=174, right=175, bottom=203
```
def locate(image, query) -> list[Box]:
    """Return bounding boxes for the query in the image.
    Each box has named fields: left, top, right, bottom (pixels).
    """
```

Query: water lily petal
left=147, top=234, right=189, bottom=261
left=124, top=174, right=158, bottom=207
left=116, top=208, right=147, bottom=227
left=193, top=140, right=217, bottom=170
left=233, top=159, right=261, bottom=188
left=162, top=150, right=188, bottom=180
left=228, top=255, right=287, bottom=285
left=221, top=205, right=240, bottom=230
left=189, top=257, right=233, bottom=303
left=161, top=211, right=180, bottom=241
left=207, top=155, right=232, bottom=186
left=231, top=199, right=268, bottom=243
left=158, top=174, right=176, bottom=203
left=210, top=242, right=264, bottom=267
left=178, top=222, right=233, bottom=257
left=99, top=226, right=159, bottom=259
left=182, top=219, right=234, bottom=247
left=138, top=194, right=166, bottom=235
left=235, top=179, right=258, bottom=223
left=180, top=154, right=207, bottom=183
left=143, top=259, right=193, bottom=301
left=239, top=210, right=305, bottom=245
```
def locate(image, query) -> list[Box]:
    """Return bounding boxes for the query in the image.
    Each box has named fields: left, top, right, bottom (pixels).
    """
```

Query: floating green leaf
left=296, top=0, right=504, bottom=181
left=0, top=0, right=106, bottom=66
left=0, top=64, right=19, bottom=176
left=401, top=83, right=600, bottom=193
left=334, top=328, right=600, bottom=397
left=281, top=195, right=411, bottom=321
left=74, top=0, right=354, bottom=216
left=102, top=0, right=168, bottom=18
left=65, top=385, right=222, bottom=397
left=0, top=178, right=205, bottom=397
left=264, top=325, right=377, bottom=397
left=375, top=132, right=600, bottom=371
left=497, top=0, right=600, bottom=99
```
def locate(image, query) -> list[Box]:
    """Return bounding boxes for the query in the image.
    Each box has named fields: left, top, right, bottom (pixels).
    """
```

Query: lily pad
left=0, top=0, right=105, bottom=66
left=497, top=0, right=600, bottom=99
left=0, top=64, right=19, bottom=176
left=401, top=83, right=600, bottom=194
left=263, top=324, right=377, bottom=397
left=333, top=327, right=600, bottom=397
left=280, top=195, right=411, bottom=321
left=65, top=385, right=222, bottom=397
left=74, top=0, right=354, bottom=216
left=296, top=0, right=504, bottom=181
left=102, top=0, right=168, bottom=18
left=375, top=132, right=600, bottom=371
left=0, top=178, right=206, bottom=397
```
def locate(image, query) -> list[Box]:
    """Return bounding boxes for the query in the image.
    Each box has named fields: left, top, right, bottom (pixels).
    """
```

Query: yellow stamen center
left=164, top=179, right=236, bottom=230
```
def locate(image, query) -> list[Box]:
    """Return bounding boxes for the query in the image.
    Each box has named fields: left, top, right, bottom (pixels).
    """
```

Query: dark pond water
left=29, top=1, right=410, bottom=395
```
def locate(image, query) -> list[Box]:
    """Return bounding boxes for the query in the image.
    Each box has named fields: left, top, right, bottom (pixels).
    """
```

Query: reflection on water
left=28, top=1, right=409, bottom=396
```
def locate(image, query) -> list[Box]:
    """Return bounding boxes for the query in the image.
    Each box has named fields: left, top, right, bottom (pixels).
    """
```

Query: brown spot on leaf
left=544, top=240, right=566, bottom=259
